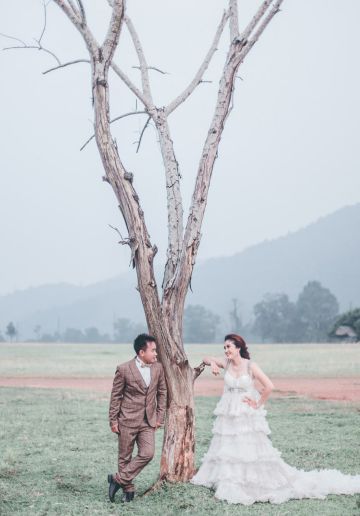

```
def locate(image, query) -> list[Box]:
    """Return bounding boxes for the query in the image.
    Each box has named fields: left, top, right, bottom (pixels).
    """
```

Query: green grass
left=1, top=342, right=360, bottom=378
left=1, top=343, right=359, bottom=513
left=0, top=388, right=360, bottom=515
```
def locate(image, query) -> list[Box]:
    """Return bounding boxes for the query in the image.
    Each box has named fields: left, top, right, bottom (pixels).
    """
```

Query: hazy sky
left=1, top=0, right=359, bottom=296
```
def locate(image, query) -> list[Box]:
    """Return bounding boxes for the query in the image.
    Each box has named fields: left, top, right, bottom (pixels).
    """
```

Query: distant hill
left=1, top=203, right=359, bottom=339
left=189, top=202, right=360, bottom=321
left=0, top=274, right=142, bottom=339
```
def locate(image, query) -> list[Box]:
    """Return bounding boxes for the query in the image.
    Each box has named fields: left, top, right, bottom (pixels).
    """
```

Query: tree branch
left=101, top=0, right=124, bottom=65
left=172, top=0, right=284, bottom=311
left=53, top=0, right=98, bottom=54
left=230, top=0, right=285, bottom=72
left=108, top=224, right=132, bottom=246
left=38, top=1, right=48, bottom=45
left=42, top=58, right=90, bottom=75
left=124, top=14, right=184, bottom=282
left=75, top=0, right=87, bottom=26
left=80, top=110, right=148, bottom=151
left=125, top=15, right=154, bottom=105
left=2, top=44, right=61, bottom=65
left=159, top=10, right=232, bottom=293
left=48, top=4, right=151, bottom=113
left=132, top=65, right=168, bottom=75
left=249, top=0, right=283, bottom=45
left=156, top=112, right=184, bottom=294
left=53, top=1, right=149, bottom=110
left=55, top=0, right=160, bottom=293
left=240, top=0, right=272, bottom=42
left=135, top=116, right=151, bottom=153
left=110, top=62, right=151, bottom=109
left=193, top=362, right=206, bottom=381
left=52, top=0, right=153, bottom=126
left=1, top=4, right=85, bottom=69
left=165, top=10, right=229, bottom=116
left=0, top=32, right=26, bottom=47
left=67, top=0, right=81, bottom=19
left=55, top=0, right=82, bottom=28
left=229, top=0, right=239, bottom=42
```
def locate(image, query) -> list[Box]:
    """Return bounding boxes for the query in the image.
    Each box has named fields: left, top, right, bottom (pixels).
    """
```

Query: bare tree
left=3, top=0, right=284, bottom=482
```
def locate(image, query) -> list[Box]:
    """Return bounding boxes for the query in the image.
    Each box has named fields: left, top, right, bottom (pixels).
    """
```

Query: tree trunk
left=145, top=310, right=196, bottom=481
left=160, top=387, right=195, bottom=481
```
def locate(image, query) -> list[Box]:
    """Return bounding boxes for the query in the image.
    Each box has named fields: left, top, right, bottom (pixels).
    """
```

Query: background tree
left=229, top=298, right=242, bottom=333
left=329, top=308, right=360, bottom=341
left=34, top=324, right=42, bottom=342
left=183, top=305, right=220, bottom=343
left=296, top=281, right=339, bottom=342
left=5, top=321, right=17, bottom=342
left=84, top=327, right=111, bottom=343
left=5, top=0, right=284, bottom=481
left=113, top=317, right=146, bottom=343
left=40, top=332, right=58, bottom=343
left=62, top=327, right=85, bottom=343
left=0, top=331, right=5, bottom=342
left=253, top=293, right=296, bottom=342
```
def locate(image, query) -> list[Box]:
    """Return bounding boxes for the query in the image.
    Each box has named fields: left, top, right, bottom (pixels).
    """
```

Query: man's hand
left=155, top=421, right=162, bottom=430
left=111, top=422, right=119, bottom=434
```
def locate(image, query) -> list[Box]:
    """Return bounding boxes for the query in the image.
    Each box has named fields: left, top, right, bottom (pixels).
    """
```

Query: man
left=107, top=333, right=167, bottom=503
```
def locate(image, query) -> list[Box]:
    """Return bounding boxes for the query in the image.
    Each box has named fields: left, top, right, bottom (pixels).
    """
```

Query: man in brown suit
left=107, top=333, right=167, bottom=503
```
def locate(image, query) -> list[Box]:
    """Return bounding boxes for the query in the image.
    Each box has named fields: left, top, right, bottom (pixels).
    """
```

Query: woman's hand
left=210, top=361, right=220, bottom=376
left=243, top=397, right=258, bottom=409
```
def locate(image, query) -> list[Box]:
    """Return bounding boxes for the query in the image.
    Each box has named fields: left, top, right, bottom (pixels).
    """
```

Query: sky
left=0, top=0, right=359, bottom=296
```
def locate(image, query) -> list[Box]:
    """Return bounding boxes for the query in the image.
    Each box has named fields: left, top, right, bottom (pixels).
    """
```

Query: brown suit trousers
left=109, top=358, right=167, bottom=491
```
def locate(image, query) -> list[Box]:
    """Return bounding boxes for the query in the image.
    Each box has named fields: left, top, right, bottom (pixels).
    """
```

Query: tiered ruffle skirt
left=191, top=391, right=360, bottom=505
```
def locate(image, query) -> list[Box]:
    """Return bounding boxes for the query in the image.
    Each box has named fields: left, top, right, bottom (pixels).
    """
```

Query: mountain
left=0, top=275, right=143, bottom=339
left=188, top=203, right=360, bottom=321
left=1, top=203, right=359, bottom=339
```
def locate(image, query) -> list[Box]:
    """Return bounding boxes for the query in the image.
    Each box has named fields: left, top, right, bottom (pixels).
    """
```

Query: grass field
left=1, top=342, right=360, bottom=378
left=0, top=388, right=360, bottom=515
left=1, top=343, right=360, bottom=515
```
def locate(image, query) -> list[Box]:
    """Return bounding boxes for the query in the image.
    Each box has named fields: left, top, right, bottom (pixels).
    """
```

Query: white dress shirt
left=135, top=356, right=151, bottom=387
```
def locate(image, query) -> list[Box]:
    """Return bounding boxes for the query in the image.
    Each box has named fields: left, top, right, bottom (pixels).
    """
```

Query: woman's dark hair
left=224, top=334, right=250, bottom=359
left=134, top=333, right=156, bottom=355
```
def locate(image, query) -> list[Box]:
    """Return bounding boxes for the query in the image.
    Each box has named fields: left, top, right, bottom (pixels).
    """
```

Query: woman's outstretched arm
left=203, top=356, right=227, bottom=376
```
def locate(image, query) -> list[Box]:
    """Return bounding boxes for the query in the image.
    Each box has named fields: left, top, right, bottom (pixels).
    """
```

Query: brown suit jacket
left=109, top=358, right=167, bottom=429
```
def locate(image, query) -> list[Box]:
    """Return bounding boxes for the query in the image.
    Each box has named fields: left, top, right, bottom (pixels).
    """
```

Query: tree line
left=253, top=281, right=359, bottom=342
left=1, top=280, right=359, bottom=344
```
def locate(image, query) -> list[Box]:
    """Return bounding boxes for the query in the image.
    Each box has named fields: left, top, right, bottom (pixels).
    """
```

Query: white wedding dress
left=191, top=361, right=360, bottom=505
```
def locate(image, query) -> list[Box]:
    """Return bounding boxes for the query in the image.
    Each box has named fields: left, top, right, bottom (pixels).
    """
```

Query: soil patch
left=0, top=376, right=359, bottom=401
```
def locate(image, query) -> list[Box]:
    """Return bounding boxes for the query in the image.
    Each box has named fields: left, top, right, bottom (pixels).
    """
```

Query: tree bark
left=150, top=328, right=195, bottom=481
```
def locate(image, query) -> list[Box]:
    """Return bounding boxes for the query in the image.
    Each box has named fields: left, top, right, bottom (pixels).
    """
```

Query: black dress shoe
left=108, top=474, right=121, bottom=502
left=122, top=491, right=135, bottom=503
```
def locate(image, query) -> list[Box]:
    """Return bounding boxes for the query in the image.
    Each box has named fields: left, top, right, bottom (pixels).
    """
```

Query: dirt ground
left=1, top=376, right=359, bottom=401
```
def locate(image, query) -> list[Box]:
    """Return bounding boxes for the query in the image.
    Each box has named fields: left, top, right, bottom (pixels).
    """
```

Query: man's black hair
left=133, top=333, right=156, bottom=355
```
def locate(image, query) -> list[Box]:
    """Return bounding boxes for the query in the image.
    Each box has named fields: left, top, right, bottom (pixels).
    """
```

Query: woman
left=191, top=334, right=360, bottom=505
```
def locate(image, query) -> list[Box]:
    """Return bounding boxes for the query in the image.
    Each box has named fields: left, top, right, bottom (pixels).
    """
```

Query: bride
left=191, top=333, right=360, bottom=505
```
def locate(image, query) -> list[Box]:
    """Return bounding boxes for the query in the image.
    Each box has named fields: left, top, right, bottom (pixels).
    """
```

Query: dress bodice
left=223, top=359, right=255, bottom=395
left=224, top=371, right=254, bottom=392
